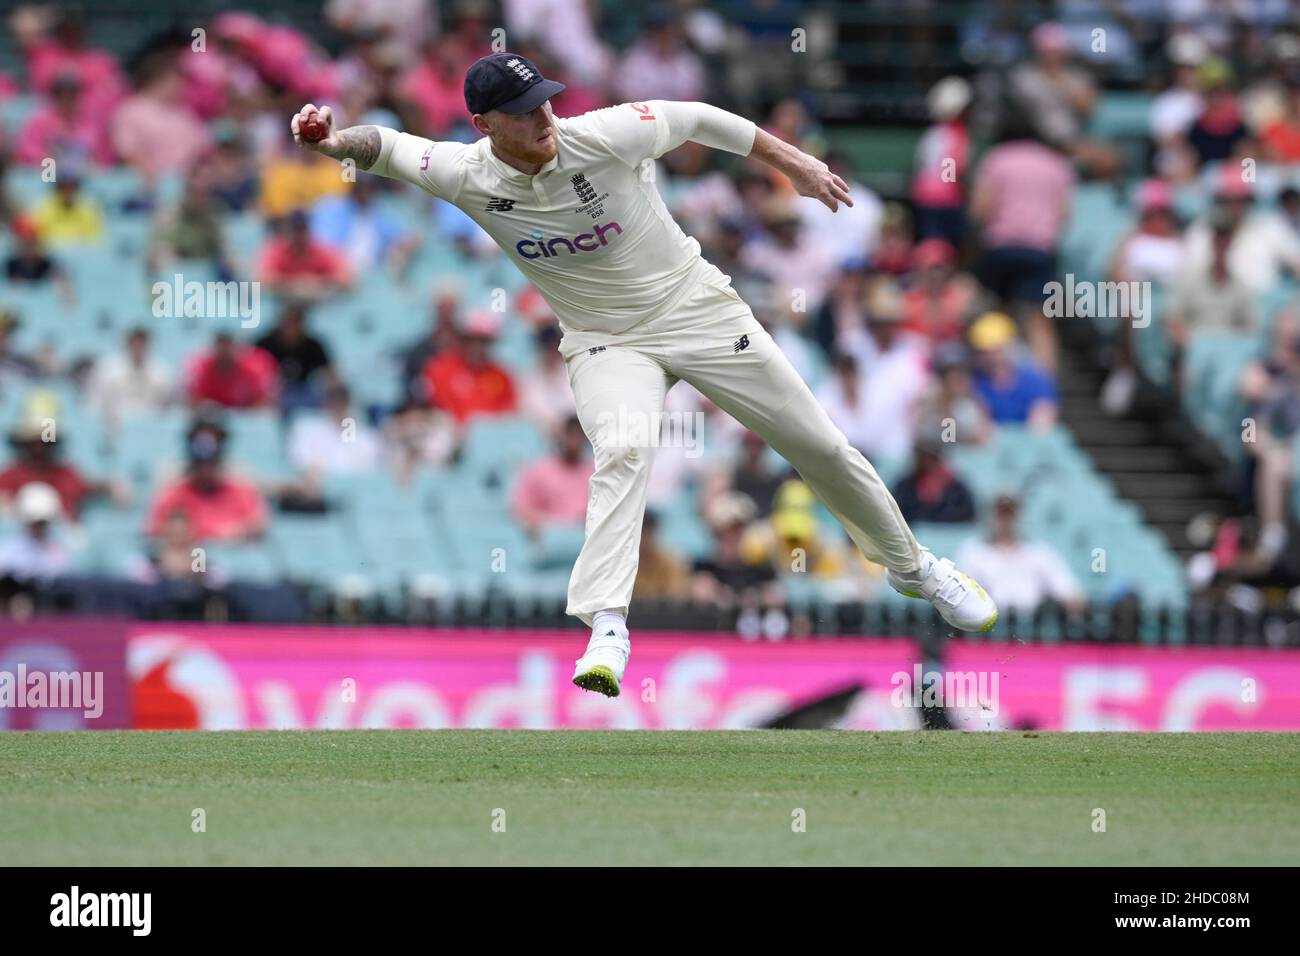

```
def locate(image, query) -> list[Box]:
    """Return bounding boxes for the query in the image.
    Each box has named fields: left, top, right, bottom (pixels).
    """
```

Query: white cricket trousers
left=561, top=275, right=923, bottom=626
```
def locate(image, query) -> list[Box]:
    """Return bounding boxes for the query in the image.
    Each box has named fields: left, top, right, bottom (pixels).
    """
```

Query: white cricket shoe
left=572, top=622, right=630, bottom=698
left=887, top=548, right=999, bottom=633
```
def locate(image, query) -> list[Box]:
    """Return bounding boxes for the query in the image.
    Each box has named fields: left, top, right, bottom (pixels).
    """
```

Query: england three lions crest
left=569, top=172, right=609, bottom=220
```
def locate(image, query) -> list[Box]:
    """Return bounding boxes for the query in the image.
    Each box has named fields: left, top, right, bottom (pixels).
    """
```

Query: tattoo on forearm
left=331, top=126, right=382, bottom=169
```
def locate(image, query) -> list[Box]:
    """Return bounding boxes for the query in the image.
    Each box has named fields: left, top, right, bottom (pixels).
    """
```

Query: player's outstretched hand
left=290, top=103, right=340, bottom=154
left=789, top=154, right=853, bottom=212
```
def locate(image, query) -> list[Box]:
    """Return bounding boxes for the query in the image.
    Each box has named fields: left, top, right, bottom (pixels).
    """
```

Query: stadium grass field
left=2, top=730, right=1297, bottom=866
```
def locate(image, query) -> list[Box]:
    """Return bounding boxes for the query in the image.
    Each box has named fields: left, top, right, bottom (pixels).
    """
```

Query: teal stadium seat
left=459, top=415, right=549, bottom=479
left=267, top=514, right=362, bottom=583
left=349, top=510, right=457, bottom=605
left=81, top=510, right=149, bottom=577
left=656, top=486, right=711, bottom=560
left=944, top=427, right=1185, bottom=610
left=226, top=413, right=290, bottom=477
left=203, top=541, right=282, bottom=583
left=496, top=568, right=570, bottom=602
left=533, top=523, right=586, bottom=571
left=1087, top=92, right=1156, bottom=140
left=108, top=409, right=188, bottom=484
left=0, top=96, right=41, bottom=139
left=82, top=168, right=147, bottom=213
left=438, top=508, right=532, bottom=578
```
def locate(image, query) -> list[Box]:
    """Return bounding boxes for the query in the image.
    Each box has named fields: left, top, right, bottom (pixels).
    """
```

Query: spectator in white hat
left=1152, top=33, right=1209, bottom=148
left=0, top=482, right=71, bottom=581
left=956, top=494, right=1084, bottom=616
left=912, top=76, right=972, bottom=247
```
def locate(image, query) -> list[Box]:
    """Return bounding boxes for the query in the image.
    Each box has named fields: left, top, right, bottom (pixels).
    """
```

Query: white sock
left=592, top=610, right=626, bottom=636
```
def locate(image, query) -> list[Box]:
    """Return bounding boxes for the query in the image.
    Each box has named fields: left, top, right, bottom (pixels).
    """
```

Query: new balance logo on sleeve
left=733, top=335, right=749, bottom=353
left=486, top=197, right=517, bottom=211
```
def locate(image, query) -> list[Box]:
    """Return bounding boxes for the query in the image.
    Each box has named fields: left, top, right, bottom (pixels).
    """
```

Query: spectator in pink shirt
left=397, top=34, right=473, bottom=138
left=613, top=10, right=704, bottom=103
left=444, top=5, right=495, bottom=68
left=16, top=6, right=126, bottom=113
left=110, top=53, right=212, bottom=183
left=208, top=11, right=276, bottom=89
left=181, top=26, right=262, bottom=120
left=912, top=76, right=971, bottom=248
left=544, top=72, right=606, bottom=120
left=214, top=10, right=338, bottom=102
left=511, top=416, right=594, bottom=537
left=16, top=70, right=112, bottom=167
left=224, top=14, right=337, bottom=100
left=970, top=124, right=1076, bottom=373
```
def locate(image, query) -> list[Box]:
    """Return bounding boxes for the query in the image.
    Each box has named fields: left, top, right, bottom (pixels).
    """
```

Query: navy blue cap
left=464, top=53, right=565, bottom=115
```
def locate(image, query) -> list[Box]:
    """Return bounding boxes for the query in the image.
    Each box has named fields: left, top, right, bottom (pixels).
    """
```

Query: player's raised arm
left=747, top=125, right=853, bottom=213
left=289, top=103, right=448, bottom=192
left=636, top=100, right=852, bottom=213
left=290, top=104, right=382, bottom=167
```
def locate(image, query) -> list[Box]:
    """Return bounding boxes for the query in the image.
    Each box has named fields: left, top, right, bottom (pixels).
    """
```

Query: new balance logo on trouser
left=566, top=278, right=997, bottom=696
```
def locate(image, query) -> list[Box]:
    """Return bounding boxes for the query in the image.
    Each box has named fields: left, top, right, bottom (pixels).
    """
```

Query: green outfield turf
left=1, top=730, right=1297, bottom=866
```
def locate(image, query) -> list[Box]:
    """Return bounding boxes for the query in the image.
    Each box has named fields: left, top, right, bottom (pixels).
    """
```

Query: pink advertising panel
left=125, top=624, right=1300, bottom=731
left=0, top=618, right=131, bottom=729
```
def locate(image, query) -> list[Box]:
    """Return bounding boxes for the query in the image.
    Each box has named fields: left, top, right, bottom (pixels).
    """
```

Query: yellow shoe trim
left=573, top=664, right=621, bottom=698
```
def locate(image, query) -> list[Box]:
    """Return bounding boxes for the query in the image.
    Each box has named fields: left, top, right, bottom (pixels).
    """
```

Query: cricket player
left=291, top=52, right=998, bottom=698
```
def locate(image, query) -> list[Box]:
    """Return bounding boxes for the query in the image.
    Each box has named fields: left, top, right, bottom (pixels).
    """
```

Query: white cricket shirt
left=370, top=100, right=758, bottom=336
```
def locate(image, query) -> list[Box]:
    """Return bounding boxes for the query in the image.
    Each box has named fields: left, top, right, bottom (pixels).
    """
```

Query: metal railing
left=9, top=573, right=1299, bottom=646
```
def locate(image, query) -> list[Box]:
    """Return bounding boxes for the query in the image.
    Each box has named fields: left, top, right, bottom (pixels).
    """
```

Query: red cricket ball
left=300, top=112, right=329, bottom=144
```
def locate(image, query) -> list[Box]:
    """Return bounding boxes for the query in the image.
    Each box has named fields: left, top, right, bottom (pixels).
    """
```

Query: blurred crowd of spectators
left=1046, top=18, right=1300, bottom=599
left=908, top=6, right=1300, bottom=609
left=3, top=1, right=1297, bottom=626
